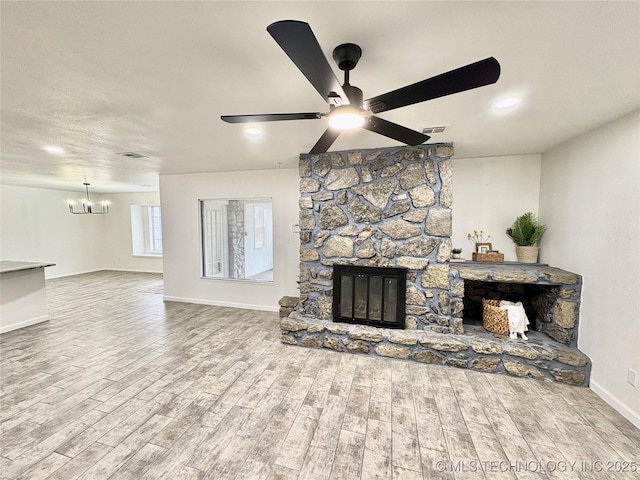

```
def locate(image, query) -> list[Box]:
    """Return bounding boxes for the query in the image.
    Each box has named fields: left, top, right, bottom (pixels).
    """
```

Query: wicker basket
left=472, top=252, right=505, bottom=262
left=482, top=299, right=509, bottom=335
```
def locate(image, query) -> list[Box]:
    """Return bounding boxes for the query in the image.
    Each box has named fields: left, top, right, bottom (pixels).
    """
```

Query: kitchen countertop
left=0, top=261, right=56, bottom=274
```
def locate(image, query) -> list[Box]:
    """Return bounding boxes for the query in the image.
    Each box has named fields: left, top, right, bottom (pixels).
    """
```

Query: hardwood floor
left=1, top=271, right=638, bottom=479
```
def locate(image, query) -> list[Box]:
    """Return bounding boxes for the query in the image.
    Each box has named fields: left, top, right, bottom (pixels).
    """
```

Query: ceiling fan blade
left=221, top=113, right=322, bottom=123
left=267, top=20, right=348, bottom=105
left=365, top=57, right=501, bottom=114
left=363, top=116, right=430, bottom=145
left=309, top=128, right=341, bottom=154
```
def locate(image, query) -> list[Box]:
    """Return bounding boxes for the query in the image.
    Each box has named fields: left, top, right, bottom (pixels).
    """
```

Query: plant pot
left=515, top=246, right=539, bottom=263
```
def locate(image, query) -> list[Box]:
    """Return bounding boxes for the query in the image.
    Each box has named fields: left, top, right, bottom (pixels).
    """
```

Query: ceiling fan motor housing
left=332, top=43, right=362, bottom=71
left=343, top=84, right=363, bottom=108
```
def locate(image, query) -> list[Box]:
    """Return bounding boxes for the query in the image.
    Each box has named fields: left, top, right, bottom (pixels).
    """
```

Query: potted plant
left=505, top=212, right=547, bottom=263
left=451, top=248, right=462, bottom=259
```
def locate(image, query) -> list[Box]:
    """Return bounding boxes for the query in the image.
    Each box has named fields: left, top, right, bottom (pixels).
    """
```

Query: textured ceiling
left=1, top=1, right=639, bottom=193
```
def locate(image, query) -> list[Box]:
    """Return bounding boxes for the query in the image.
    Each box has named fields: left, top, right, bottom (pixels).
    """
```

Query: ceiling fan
left=221, top=20, right=501, bottom=154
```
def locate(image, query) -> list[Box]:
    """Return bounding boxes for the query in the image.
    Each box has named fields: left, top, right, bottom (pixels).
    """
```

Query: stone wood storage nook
left=281, top=144, right=591, bottom=386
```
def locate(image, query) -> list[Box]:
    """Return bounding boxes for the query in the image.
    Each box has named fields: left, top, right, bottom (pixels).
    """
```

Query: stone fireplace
left=281, top=143, right=591, bottom=386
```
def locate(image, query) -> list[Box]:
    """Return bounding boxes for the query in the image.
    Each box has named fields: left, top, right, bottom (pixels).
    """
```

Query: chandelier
left=67, top=183, right=109, bottom=214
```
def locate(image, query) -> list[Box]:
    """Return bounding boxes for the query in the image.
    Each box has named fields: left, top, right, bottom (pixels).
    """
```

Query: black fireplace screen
left=333, top=265, right=406, bottom=329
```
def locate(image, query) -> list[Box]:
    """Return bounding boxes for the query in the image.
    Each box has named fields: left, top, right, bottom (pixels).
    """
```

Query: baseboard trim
left=0, top=315, right=49, bottom=334
left=163, top=295, right=278, bottom=313
left=46, top=268, right=103, bottom=279
left=590, top=379, right=640, bottom=429
left=47, top=268, right=163, bottom=279
left=105, top=268, right=163, bottom=274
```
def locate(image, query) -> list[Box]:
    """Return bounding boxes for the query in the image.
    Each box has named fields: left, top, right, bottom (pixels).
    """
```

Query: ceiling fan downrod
left=332, top=43, right=363, bottom=107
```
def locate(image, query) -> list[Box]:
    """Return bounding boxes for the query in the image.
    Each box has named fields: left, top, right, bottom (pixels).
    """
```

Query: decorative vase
left=515, top=246, right=539, bottom=263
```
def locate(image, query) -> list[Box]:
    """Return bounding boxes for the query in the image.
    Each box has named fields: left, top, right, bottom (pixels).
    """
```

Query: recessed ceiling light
left=493, top=98, right=519, bottom=109
left=43, top=145, right=66, bottom=155
left=245, top=127, right=263, bottom=136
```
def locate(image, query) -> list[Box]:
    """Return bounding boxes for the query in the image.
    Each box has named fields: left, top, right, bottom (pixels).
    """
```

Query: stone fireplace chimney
left=296, top=144, right=462, bottom=333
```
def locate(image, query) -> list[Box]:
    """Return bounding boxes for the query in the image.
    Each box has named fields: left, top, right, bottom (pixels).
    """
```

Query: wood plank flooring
left=1, top=271, right=638, bottom=479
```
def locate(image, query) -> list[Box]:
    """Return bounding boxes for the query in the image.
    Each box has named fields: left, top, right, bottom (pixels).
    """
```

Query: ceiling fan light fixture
left=328, top=105, right=365, bottom=130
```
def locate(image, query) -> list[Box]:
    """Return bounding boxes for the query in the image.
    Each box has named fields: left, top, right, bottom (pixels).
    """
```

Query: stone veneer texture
left=297, top=143, right=462, bottom=333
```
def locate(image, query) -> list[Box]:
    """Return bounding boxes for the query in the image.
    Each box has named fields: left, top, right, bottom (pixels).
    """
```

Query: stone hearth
left=281, top=313, right=590, bottom=386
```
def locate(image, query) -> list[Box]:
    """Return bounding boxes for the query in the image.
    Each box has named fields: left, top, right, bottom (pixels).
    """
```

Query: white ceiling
left=1, top=1, right=638, bottom=193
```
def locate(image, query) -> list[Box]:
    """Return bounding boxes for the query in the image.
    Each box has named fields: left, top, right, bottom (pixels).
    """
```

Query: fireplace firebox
left=333, top=265, right=406, bottom=329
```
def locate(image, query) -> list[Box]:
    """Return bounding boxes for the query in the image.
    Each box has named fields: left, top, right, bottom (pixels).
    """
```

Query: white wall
left=0, top=185, right=106, bottom=278
left=539, top=111, right=640, bottom=427
left=160, top=168, right=299, bottom=311
left=103, top=192, right=163, bottom=273
left=0, top=186, right=163, bottom=277
left=451, top=154, right=542, bottom=260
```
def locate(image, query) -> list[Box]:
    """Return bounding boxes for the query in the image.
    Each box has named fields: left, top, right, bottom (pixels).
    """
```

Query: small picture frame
left=476, top=242, right=492, bottom=254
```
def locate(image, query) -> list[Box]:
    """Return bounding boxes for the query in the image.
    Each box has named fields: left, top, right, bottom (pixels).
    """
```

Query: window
left=131, top=205, right=163, bottom=256
left=149, top=206, right=162, bottom=253
left=200, top=198, right=273, bottom=282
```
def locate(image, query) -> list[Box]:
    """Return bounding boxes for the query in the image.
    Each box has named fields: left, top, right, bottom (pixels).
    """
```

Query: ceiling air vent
left=421, top=125, right=447, bottom=135
left=117, top=152, right=149, bottom=159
